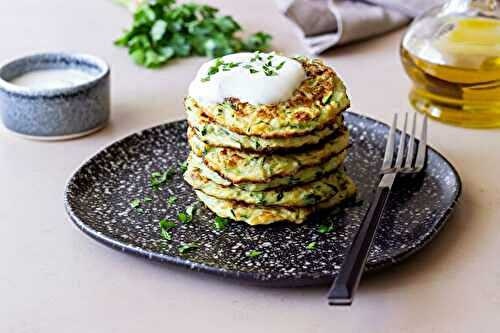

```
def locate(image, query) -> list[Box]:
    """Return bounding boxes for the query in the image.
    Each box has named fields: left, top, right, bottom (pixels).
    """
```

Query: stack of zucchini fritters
left=184, top=55, right=357, bottom=226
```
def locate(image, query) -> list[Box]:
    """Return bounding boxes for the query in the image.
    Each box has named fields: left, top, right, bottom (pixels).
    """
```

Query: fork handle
left=328, top=185, right=391, bottom=306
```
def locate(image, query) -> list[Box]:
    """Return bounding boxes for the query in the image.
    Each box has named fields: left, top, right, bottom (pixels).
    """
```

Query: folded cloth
left=277, top=0, right=444, bottom=54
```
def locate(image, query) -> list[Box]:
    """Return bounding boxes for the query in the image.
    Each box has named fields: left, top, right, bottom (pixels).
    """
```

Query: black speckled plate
left=64, top=112, right=461, bottom=287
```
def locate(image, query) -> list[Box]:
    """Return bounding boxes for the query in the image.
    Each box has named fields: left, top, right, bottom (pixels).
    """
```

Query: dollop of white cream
left=188, top=52, right=305, bottom=105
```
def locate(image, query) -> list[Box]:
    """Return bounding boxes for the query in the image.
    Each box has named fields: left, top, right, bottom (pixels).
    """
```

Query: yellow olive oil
left=401, top=17, right=500, bottom=127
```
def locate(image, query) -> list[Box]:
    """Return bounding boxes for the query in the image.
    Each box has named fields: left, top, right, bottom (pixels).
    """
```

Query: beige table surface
left=2, top=1, right=500, bottom=332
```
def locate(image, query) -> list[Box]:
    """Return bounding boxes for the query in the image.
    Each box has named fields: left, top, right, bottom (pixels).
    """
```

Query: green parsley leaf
left=160, top=229, right=172, bottom=241
left=150, top=20, right=167, bottom=42
left=318, top=223, right=334, bottom=234
left=177, top=212, right=192, bottom=224
left=178, top=212, right=189, bottom=223
left=250, top=51, right=262, bottom=62
left=159, top=219, right=177, bottom=230
left=179, top=161, right=188, bottom=173
left=186, top=203, right=197, bottom=217
left=214, top=216, right=230, bottom=230
left=143, top=197, right=153, bottom=203
left=159, top=219, right=176, bottom=241
left=150, top=167, right=175, bottom=190
left=130, top=48, right=146, bottom=65
left=306, top=241, right=317, bottom=250
left=167, top=196, right=177, bottom=205
left=130, top=199, right=141, bottom=209
left=275, top=61, right=286, bottom=70
left=246, top=249, right=262, bottom=258
left=178, top=242, right=199, bottom=254
left=115, top=0, right=272, bottom=68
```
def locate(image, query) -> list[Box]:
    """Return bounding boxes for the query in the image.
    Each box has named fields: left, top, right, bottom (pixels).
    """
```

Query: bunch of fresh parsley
left=115, top=0, right=272, bottom=68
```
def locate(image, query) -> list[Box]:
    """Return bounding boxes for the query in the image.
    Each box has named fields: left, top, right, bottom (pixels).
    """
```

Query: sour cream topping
left=9, top=68, right=95, bottom=90
left=188, top=52, right=306, bottom=105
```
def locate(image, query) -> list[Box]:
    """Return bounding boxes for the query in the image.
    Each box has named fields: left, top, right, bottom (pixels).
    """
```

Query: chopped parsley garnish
left=318, top=223, right=334, bottom=234
left=160, top=229, right=172, bottom=241
left=306, top=241, right=317, bottom=250
left=143, top=197, right=153, bottom=203
left=243, top=64, right=259, bottom=74
left=186, top=203, right=197, bottom=217
left=150, top=167, right=175, bottom=190
left=246, top=250, right=262, bottom=258
left=167, top=196, right=177, bottom=205
left=178, top=203, right=197, bottom=224
left=178, top=212, right=191, bottom=224
left=159, top=219, right=176, bottom=241
left=275, top=61, right=285, bottom=70
left=178, top=243, right=199, bottom=254
left=214, top=216, right=230, bottom=230
left=200, top=51, right=288, bottom=81
left=179, top=161, right=188, bottom=173
left=130, top=199, right=141, bottom=209
left=159, top=219, right=177, bottom=230
left=173, top=202, right=198, bottom=224
left=250, top=51, right=262, bottom=62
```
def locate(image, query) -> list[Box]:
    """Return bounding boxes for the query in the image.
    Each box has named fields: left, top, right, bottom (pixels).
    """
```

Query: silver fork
left=327, top=112, right=428, bottom=306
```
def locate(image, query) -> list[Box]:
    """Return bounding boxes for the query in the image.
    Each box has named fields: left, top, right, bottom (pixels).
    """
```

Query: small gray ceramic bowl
left=0, top=53, right=110, bottom=140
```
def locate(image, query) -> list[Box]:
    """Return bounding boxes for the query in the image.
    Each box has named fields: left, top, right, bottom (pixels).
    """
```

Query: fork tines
left=382, top=113, right=428, bottom=175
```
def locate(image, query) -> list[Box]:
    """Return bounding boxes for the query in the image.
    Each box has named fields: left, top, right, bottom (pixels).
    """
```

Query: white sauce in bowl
left=9, top=68, right=95, bottom=89
left=188, top=52, right=306, bottom=105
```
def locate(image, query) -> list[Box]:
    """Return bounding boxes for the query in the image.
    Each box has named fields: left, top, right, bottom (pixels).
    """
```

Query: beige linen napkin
left=277, top=0, right=444, bottom=54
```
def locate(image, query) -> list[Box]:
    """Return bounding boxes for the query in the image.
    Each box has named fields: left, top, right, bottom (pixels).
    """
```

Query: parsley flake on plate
left=318, top=223, right=334, bottom=234
left=178, top=203, right=197, bottom=224
left=246, top=250, right=262, bottom=258
left=178, top=212, right=191, bottom=224
left=160, top=229, right=172, bottom=241
left=214, top=216, right=230, bottom=230
left=186, top=203, right=197, bottom=216
left=129, top=198, right=141, bottom=209
left=179, top=161, right=188, bottom=173
left=159, top=219, right=176, bottom=241
left=178, top=242, right=199, bottom=254
left=150, top=167, right=175, bottom=190
left=306, top=241, right=317, bottom=250
left=159, top=219, right=176, bottom=230
left=167, top=195, right=177, bottom=205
